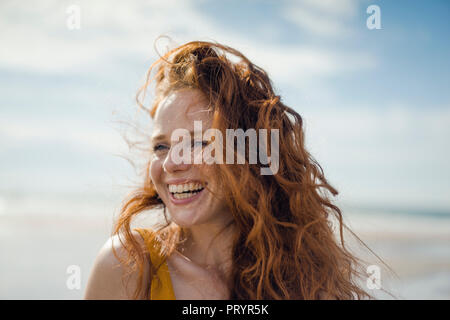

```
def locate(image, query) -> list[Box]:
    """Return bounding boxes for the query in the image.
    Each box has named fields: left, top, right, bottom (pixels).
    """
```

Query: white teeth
left=173, top=190, right=201, bottom=200
left=168, top=182, right=205, bottom=194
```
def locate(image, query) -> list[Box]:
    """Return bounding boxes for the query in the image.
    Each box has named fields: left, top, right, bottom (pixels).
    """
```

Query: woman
left=85, top=40, right=374, bottom=300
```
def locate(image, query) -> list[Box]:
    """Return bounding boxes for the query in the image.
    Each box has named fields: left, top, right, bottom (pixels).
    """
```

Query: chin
left=169, top=209, right=205, bottom=227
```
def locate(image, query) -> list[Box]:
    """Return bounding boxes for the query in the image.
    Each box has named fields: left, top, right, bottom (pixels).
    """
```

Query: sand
left=1, top=209, right=449, bottom=299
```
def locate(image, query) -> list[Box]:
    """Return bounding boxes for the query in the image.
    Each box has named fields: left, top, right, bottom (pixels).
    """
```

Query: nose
left=163, top=142, right=192, bottom=173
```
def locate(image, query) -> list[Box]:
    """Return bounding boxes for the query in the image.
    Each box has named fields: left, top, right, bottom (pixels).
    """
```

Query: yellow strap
left=134, top=228, right=176, bottom=300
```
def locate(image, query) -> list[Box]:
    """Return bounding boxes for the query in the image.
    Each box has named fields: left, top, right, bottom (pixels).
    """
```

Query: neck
left=180, top=218, right=235, bottom=275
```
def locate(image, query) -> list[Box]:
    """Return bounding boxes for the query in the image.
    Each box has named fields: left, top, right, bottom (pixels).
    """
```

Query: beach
left=1, top=193, right=449, bottom=299
left=343, top=210, right=450, bottom=299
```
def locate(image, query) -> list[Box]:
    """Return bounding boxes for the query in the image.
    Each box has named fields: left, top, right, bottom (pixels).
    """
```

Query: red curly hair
left=113, top=40, right=379, bottom=299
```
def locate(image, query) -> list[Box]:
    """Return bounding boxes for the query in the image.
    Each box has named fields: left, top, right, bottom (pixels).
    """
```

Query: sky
left=0, top=0, right=449, bottom=215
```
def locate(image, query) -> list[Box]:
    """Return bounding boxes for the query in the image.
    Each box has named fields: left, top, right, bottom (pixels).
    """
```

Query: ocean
left=0, top=190, right=449, bottom=299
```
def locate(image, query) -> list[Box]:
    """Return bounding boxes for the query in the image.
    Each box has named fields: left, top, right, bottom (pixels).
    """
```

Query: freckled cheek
left=203, top=165, right=228, bottom=208
left=149, top=157, right=164, bottom=192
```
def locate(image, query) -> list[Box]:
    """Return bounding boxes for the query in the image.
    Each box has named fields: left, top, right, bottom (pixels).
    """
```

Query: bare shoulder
left=84, top=230, right=150, bottom=300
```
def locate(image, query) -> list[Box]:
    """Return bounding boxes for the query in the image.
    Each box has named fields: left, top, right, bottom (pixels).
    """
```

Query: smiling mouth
left=168, top=182, right=206, bottom=200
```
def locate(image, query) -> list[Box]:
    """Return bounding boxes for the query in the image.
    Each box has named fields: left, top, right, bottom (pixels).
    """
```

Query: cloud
left=305, top=103, right=450, bottom=164
left=0, top=0, right=374, bottom=81
left=302, top=104, right=450, bottom=209
left=0, top=0, right=214, bottom=73
left=0, top=116, right=127, bottom=154
left=300, top=0, right=358, bottom=17
left=241, top=44, right=376, bottom=88
left=281, top=0, right=359, bottom=37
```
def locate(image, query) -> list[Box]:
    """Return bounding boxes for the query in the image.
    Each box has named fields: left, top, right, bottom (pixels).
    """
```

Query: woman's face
left=149, top=88, right=231, bottom=228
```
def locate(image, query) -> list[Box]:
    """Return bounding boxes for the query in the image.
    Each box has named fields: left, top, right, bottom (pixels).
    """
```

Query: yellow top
left=134, top=228, right=176, bottom=300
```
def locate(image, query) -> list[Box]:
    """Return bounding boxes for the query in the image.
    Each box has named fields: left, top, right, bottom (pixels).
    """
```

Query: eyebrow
left=151, top=133, right=167, bottom=142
